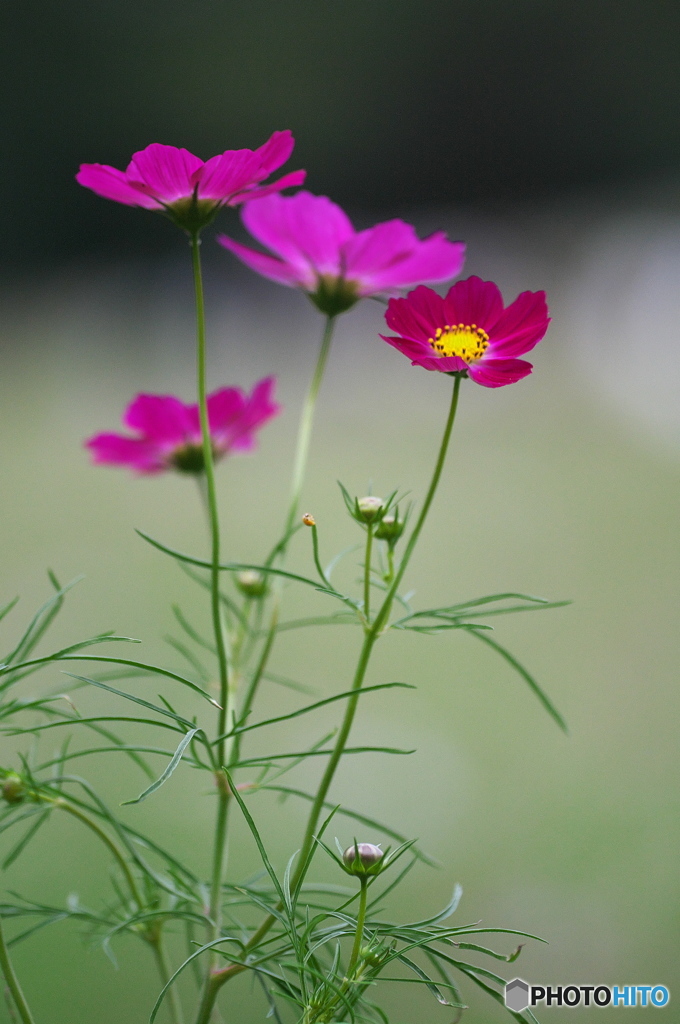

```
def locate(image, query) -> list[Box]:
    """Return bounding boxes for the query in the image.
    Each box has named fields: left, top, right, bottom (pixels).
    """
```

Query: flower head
left=381, top=276, right=550, bottom=387
left=86, top=378, right=280, bottom=475
left=76, top=132, right=305, bottom=232
left=342, top=843, right=385, bottom=877
left=217, top=191, right=465, bottom=315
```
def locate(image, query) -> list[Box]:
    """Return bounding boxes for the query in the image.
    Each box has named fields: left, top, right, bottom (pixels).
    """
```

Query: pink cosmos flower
left=381, top=276, right=550, bottom=388
left=86, top=378, right=280, bottom=475
left=216, top=190, right=465, bottom=316
left=76, top=132, right=305, bottom=232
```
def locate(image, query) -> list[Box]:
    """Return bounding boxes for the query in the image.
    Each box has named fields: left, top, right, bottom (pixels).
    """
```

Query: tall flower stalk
left=188, top=231, right=234, bottom=957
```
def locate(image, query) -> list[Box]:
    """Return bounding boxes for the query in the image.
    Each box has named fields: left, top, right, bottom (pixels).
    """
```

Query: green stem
left=151, top=936, right=184, bottom=1024
left=0, top=916, right=36, bottom=1024
left=346, top=879, right=368, bottom=978
left=372, top=374, right=462, bottom=635
left=190, top=232, right=231, bottom=940
left=363, top=526, right=374, bottom=624
left=284, top=315, right=336, bottom=538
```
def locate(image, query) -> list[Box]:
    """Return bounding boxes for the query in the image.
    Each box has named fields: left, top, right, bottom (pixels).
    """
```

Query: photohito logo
left=505, top=978, right=670, bottom=1011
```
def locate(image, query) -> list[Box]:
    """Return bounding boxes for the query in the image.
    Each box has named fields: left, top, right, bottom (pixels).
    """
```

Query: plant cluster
left=0, top=131, right=565, bottom=1024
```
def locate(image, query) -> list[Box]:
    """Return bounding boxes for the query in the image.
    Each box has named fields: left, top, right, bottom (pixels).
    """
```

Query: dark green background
left=3, top=0, right=680, bottom=263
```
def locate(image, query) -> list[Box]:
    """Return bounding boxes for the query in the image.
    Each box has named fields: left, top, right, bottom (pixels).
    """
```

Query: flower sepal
left=308, top=274, right=360, bottom=317
left=163, top=192, right=222, bottom=235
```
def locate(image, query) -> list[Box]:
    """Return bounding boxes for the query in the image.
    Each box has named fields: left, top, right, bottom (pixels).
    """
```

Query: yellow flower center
left=429, top=323, right=490, bottom=363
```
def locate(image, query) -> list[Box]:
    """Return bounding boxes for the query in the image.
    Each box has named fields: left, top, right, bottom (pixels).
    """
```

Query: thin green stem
left=284, top=315, right=336, bottom=538
left=372, top=374, right=462, bottom=634
left=151, top=936, right=184, bottom=1024
left=363, top=526, right=374, bottom=624
left=0, top=916, right=35, bottom=1024
left=190, top=232, right=231, bottom=942
left=346, top=879, right=368, bottom=978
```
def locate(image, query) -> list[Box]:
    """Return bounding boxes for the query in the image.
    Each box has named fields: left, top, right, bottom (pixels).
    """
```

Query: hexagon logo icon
left=505, top=978, right=530, bottom=1012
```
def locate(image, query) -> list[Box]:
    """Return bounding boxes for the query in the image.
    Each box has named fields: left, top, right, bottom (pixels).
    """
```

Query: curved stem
left=190, top=232, right=231, bottom=941
left=53, top=798, right=142, bottom=909
left=284, top=315, right=336, bottom=538
left=0, top=916, right=36, bottom=1024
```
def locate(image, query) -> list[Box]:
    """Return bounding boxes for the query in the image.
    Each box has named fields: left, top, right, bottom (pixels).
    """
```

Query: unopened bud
left=235, top=569, right=268, bottom=599
left=2, top=773, right=26, bottom=805
left=356, top=497, right=384, bottom=524
left=302, top=513, right=316, bottom=527
left=342, top=842, right=384, bottom=876
left=375, top=514, right=405, bottom=544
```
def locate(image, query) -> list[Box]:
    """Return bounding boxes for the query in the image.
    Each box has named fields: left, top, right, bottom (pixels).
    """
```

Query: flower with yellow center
left=381, top=276, right=550, bottom=388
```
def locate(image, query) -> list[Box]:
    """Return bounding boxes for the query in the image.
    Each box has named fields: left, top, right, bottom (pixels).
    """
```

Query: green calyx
left=164, top=193, right=222, bottom=234
left=169, top=442, right=220, bottom=474
left=2, top=772, right=27, bottom=805
left=308, top=275, right=360, bottom=317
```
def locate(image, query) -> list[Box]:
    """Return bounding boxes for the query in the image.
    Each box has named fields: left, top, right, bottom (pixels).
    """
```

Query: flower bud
left=356, top=497, right=384, bottom=524
left=375, top=514, right=405, bottom=545
left=342, top=842, right=384, bottom=876
left=302, top=513, right=316, bottom=527
left=235, top=569, right=268, bottom=599
left=2, top=773, right=26, bottom=805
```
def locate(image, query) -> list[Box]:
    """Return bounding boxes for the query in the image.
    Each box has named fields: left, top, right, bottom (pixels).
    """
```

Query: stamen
left=429, top=323, right=490, bottom=362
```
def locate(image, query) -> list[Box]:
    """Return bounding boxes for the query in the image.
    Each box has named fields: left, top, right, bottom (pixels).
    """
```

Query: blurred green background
left=1, top=1, right=680, bottom=1022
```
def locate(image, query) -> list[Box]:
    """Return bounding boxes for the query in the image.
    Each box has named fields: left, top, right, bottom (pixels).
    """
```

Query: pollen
left=429, top=323, right=490, bottom=363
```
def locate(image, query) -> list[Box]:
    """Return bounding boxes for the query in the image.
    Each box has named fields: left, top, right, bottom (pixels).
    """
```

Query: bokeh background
left=1, top=1, right=679, bottom=1021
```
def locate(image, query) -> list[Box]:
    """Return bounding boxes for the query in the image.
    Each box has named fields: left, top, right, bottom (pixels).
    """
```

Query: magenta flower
left=381, top=276, right=550, bottom=388
left=86, top=378, right=280, bottom=475
left=76, top=132, right=305, bottom=232
left=216, top=190, right=465, bottom=316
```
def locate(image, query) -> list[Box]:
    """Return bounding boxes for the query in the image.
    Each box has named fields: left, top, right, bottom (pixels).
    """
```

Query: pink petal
left=410, top=354, right=469, bottom=373
left=206, top=387, right=247, bottom=432
left=443, top=277, right=504, bottom=331
left=468, top=357, right=533, bottom=388
left=123, top=394, right=194, bottom=445
left=198, top=150, right=262, bottom=201
left=76, top=164, right=161, bottom=209
left=228, top=169, right=306, bottom=205
left=385, top=286, right=448, bottom=342
left=216, top=235, right=309, bottom=288
left=210, top=377, right=281, bottom=453
left=343, top=220, right=419, bottom=278
left=253, top=130, right=295, bottom=174
left=85, top=433, right=166, bottom=473
left=380, top=332, right=451, bottom=365
left=359, top=232, right=466, bottom=292
left=241, top=191, right=352, bottom=275
left=344, top=221, right=464, bottom=292
left=488, top=290, right=550, bottom=358
left=125, top=144, right=205, bottom=203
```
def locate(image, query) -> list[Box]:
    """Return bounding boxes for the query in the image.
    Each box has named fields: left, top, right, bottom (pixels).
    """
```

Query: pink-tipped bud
left=356, top=497, right=384, bottom=524
left=342, top=842, right=384, bottom=876
left=375, top=514, right=405, bottom=544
